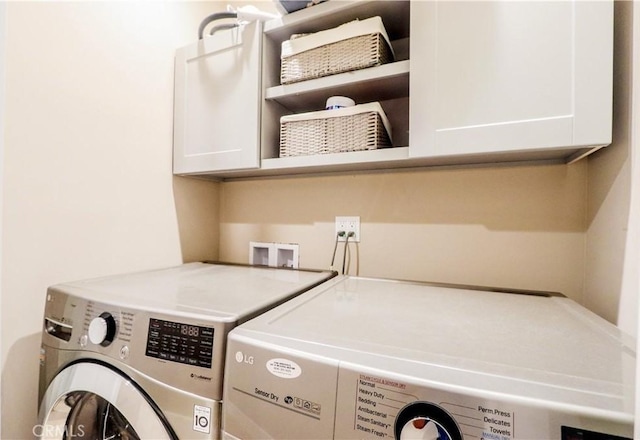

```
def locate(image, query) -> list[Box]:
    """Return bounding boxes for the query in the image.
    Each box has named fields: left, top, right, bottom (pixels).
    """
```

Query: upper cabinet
left=173, top=21, right=262, bottom=174
left=173, top=0, right=613, bottom=179
left=410, top=1, right=613, bottom=163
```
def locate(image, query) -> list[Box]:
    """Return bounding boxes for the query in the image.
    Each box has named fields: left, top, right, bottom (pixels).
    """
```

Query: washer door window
left=38, top=362, right=175, bottom=440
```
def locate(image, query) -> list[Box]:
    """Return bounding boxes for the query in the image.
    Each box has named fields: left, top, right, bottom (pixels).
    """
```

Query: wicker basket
left=280, top=16, right=394, bottom=85
left=281, top=33, right=393, bottom=85
left=279, top=103, right=392, bottom=158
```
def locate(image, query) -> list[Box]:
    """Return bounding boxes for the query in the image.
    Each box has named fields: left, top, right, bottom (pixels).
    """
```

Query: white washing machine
left=37, top=262, right=335, bottom=440
left=222, top=276, right=635, bottom=440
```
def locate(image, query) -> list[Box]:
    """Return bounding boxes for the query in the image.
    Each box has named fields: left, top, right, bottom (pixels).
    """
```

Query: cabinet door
left=174, top=22, right=262, bottom=174
left=410, top=1, right=613, bottom=158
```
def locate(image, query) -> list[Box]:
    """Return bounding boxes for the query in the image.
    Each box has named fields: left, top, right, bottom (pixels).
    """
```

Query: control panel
left=334, top=368, right=633, bottom=440
left=145, top=318, right=214, bottom=368
left=41, top=289, right=227, bottom=399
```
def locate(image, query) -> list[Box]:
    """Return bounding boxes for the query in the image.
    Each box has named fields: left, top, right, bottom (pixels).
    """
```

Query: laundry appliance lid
left=47, top=262, right=335, bottom=322
left=230, top=276, right=636, bottom=419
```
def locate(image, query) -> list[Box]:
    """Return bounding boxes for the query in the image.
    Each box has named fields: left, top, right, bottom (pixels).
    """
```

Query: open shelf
left=265, top=60, right=409, bottom=112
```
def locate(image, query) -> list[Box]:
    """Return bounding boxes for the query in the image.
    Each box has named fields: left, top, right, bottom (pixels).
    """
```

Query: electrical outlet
left=335, top=216, right=360, bottom=242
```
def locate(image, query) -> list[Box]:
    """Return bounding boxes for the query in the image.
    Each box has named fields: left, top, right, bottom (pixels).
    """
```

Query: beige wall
left=220, top=162, right=588, bottom=300
left=0, top=2, right=219, bottom=438
left=630, top=2, right=640, bottom=435
left=585, top=0, right=636, bottom=334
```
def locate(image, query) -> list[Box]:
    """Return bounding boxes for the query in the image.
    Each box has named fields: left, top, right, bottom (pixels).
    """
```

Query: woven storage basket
left=281, top=33, right=393, bottom=85
left=280, top=16, right=394, bottom=85
left=279, top=103, right=392, bottom=158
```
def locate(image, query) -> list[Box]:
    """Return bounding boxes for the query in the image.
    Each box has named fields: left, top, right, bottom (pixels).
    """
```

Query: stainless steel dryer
left=222, top=276, right=635, bottom=440
left=37, top=262, right=335, bottom=440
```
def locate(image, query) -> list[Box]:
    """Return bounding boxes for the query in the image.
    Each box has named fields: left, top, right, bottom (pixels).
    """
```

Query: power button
left=119, top=345, right=130, bottom=360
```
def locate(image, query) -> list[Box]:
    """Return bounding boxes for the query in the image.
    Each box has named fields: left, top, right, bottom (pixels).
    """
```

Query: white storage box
left=279, top=102, right=393, bottom=157
left=280, top=16, right=394, bottom=84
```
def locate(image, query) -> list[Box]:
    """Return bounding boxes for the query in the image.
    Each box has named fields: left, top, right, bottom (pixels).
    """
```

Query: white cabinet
left=173, top=0, right=613, bottom=179
left=173, top=21, right=262, bottom=175
left=410, top=1, right=613, bottom=163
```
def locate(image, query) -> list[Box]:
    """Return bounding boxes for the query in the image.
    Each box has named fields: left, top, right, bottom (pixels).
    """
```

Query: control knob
left=88, top=312, right=117, bottom=347
left=394, top=402, right=462, bottom=440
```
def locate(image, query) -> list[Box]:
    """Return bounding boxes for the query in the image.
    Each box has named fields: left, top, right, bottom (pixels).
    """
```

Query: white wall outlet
left=335, top=216, right=360, bottom=242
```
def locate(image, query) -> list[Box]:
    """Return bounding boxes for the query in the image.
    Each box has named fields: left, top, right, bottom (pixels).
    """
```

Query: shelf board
left=178, top=145, right=598, bottom=181
left=265, top=60, right=410, bottom=111
left=262, top=146, right=410, bottom=170
left=264, top=1, right=410, bottom=41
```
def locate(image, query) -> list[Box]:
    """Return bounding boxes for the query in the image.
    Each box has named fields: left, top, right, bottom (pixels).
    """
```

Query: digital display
left=562, top=426, right=631, bottom=440
left=145, top=318, right=214, bottom=369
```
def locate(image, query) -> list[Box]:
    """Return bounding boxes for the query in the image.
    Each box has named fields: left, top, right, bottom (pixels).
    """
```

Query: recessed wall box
left=249, top=242, right=275, bottom=266
left=275, top=243, right=299, bottom=269
left=250, top=242, right=299, bottom=268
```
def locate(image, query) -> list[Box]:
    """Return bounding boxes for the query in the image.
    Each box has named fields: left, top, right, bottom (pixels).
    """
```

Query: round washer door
left=38, top=361, right=176, bottom=440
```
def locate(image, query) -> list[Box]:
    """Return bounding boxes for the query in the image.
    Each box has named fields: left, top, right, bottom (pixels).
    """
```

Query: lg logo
left=235, top=351, right=254, bottom=365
